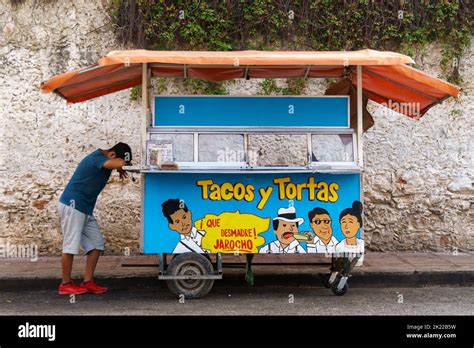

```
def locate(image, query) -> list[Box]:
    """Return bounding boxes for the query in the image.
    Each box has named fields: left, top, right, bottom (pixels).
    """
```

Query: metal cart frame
left=137, top=64, right=365, bottom=297
left=41, top=50, right=459, bottom=299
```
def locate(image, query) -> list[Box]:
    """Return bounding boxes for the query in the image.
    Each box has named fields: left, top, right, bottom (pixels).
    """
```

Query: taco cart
left=42, top=50, right=460, bottom=298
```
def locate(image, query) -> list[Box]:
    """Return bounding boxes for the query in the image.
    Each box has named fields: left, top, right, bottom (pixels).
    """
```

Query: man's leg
left=80, top=215, right=107, bottom=293
left=61, top=253, right=74, bottom=283
left=58, top=203, right=86, bottom=283
left=58, top=202, right=88, bottom=295
left=84, top=249, right=101, bottom=282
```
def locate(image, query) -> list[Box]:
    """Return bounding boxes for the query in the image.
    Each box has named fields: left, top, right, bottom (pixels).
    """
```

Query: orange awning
left=41, top=49, right=459, bottom=118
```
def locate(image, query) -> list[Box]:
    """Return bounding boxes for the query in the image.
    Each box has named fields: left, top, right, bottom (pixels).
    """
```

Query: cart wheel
left=166, top=253, right=214, bottom=299
left=324, top=273, right=337, bottom=289
left=331, top=276, right=348, bottom=296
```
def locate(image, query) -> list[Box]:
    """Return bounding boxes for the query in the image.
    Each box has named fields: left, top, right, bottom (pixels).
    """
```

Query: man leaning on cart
left=57, top=142, right=132, bottom=295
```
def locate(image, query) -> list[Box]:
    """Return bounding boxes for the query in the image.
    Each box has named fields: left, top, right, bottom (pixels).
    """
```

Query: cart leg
left=216, top=252, right=223, bottom=275
left=343, top=255, right=361, bottom=277
left=331, top=254, right=361, bottom=296
left=158, top=253, right=167, bottom=276
left=245, top=253, right=254, bottom=286
left=338, top=256, right=350, bottom=290
left=331, top=256, right=349, bottom=296
left=349, top=255, right=361, bottom=272
left=325, top=254, right=339, bottom=288
left=331, top=254, right=336, bottom=271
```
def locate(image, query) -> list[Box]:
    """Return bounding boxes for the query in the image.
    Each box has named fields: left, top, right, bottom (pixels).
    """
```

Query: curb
left=1, top=270, right=472, bottom=291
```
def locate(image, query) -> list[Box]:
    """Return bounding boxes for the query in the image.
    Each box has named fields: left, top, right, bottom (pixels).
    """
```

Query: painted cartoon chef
left=259, top=206, right=306, bottom=254
left=161, top=198, right=209, bottom=253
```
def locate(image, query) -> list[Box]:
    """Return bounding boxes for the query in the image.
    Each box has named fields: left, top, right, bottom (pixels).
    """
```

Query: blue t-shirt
left=59, top=149, right=112, bottom=215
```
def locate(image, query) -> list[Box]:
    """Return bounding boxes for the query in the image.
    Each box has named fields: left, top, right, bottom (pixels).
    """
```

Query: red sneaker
left=58, top=281, right=88, bottom=295
left=80, top=280, right=108, bottom=294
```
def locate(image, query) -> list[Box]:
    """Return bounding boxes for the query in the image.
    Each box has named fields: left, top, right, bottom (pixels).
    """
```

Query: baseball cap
left=111, top=142, right=133, bottom=164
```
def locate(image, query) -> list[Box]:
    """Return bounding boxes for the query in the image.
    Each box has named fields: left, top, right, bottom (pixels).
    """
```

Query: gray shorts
left=58, top=202, right=105, bottom=255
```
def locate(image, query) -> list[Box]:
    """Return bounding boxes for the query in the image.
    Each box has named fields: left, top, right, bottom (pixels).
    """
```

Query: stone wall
left=0, top=0, right=142, bottom=255
left=0, top=0, right=472, bottom=255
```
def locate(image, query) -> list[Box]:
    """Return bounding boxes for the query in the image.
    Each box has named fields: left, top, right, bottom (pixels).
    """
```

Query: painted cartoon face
left=340, top=214, right=360, bottom=239
left=310, top=214, right=332, bottom=241
left=275, top=221, right=298, bottom=245
left=168, top=209, right=193, bottom=235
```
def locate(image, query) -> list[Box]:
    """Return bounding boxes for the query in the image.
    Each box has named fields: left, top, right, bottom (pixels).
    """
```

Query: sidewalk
left=0, top=252, right=472, bottom=290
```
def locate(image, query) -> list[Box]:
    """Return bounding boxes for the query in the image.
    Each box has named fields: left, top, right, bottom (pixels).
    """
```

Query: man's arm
left=103, top=159, right=128, bottom=179
left=103, top=158, right=126, bottom=170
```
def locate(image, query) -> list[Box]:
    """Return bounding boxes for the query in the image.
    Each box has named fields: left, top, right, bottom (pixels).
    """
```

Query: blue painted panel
left=143, top=172, right=362, bottom=254
left=154, top=96, right=349, bottom=127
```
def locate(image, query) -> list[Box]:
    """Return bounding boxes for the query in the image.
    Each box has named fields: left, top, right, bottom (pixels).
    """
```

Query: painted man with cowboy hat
left=259, top=206, right=306, bottom=254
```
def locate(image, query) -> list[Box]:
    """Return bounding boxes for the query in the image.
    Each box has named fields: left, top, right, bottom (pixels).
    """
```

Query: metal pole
left=139, top=63, right=150, bottom=253
left=356, top=64, right=364, bottom=266
left=141, top=63, right=150, bottom=163
left=356, top=65, right=363, bottom=167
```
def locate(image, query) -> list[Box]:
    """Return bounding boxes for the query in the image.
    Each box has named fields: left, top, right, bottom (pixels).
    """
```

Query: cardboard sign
left=146, top=140, right=173, bottom=166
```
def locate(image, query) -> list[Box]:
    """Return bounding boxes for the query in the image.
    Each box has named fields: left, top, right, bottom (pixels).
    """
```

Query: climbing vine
left=181, top=78, right=228, bottom=95
left=111, top=0, right=473, bottom=98
left=257, top=78, right=309, bottom=95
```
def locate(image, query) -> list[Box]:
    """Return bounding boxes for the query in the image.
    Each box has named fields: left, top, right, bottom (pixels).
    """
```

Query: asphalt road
left=0, top=282, right=472, bottom=315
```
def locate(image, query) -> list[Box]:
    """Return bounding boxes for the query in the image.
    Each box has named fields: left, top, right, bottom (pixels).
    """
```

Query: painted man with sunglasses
left=305, top=207, right=339, bottom=253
